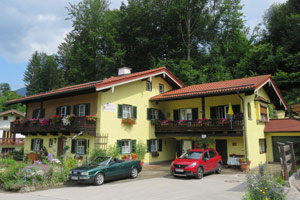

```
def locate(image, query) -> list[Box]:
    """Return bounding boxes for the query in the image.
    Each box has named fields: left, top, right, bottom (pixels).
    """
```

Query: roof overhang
left=255, top=78, right=287, bottom=110
left=96, top=70, right=183, bottom=92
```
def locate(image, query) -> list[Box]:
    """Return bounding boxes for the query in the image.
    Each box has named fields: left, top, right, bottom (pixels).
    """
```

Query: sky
left=0, top=0, right=287, bottom=91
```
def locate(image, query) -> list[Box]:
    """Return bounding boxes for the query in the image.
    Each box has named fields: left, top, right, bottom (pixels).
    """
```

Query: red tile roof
left=6, top=67, right=184, bottom=105
left=96, top=67, right=184, bottom=90
left=151, top=75, right=271, bottom=101
left=265, top=119, right=300, bottom=133
left=6, top=81, right=99, bottom=105
left=0, top=109, right=25, bottom=117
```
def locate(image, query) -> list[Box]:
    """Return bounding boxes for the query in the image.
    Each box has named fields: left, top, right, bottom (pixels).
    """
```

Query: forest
left=1, top=0, right=300, bottom=112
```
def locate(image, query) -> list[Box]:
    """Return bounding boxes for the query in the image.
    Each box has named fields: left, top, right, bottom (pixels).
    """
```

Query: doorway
left=57, top=136, right=67, bottom=157
left=216, top=139, right=228, bottom=165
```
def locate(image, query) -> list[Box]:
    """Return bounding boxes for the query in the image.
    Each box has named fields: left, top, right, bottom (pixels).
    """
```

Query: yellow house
left=7, top=67, right=290, bottom=167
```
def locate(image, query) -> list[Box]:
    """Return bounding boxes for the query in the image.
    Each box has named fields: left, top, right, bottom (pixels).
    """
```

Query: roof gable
left=0, top=110, right=25, bottom=117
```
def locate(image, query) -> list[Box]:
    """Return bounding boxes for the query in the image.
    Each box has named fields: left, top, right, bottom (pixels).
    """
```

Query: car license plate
left=71, top=176, right=78, bottom=180
left=175, top=169, right=184, bottom=172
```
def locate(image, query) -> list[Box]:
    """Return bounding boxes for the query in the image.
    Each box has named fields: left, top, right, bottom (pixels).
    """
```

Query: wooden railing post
left=278, top=142, right=289, bottom=180
left=287, top=141, right=297, bottom=173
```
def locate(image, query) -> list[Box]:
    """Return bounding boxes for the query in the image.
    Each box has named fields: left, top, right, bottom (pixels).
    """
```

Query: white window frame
left=146, top=81, right=152, bottom=91
left=78, top=104, right=86, bottom=116
left=122, top=140, right=131, bottom=154
left=150, top=109, right=159, bottom=120
left=217, top=106, right=228, bottom=119
left=49, top=139, right=53, bottom=148
left=77, top=140, right=85, bottom=155
left=61, top=106, right=67, bottom=118
left=150, top=140, right=158, bottom=152
left=159, top=84, right=164, bottom=94
left=122, top=105, right=132, bottom=119
left=179, top=109, right=192, bottom=120
left=259, top=139, right=266, bottom=153
left=34, top=139, right=41, bottom=152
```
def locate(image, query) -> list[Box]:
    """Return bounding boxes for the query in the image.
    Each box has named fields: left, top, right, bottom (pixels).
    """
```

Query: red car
left=170, top=148, right=222, bottom=179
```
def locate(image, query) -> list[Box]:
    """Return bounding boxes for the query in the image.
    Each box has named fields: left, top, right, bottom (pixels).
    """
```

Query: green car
left=69, top=156, right=143, bottom=185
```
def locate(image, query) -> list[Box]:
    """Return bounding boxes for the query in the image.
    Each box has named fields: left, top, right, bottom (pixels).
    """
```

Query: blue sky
left=0, top=0, right=287, bottom=90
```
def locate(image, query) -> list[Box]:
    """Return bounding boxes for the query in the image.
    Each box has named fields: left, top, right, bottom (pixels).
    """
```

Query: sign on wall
left=103, top=102, right=116, bottom=112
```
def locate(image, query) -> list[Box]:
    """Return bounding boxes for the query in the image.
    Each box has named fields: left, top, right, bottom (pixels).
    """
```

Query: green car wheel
left=94, top=173, right=105, bottom=185
left=130, top=167, right=138, bottom=178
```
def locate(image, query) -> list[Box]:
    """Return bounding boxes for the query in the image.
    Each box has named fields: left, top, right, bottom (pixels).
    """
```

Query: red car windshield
left=180, top=151, right=203, bottom=159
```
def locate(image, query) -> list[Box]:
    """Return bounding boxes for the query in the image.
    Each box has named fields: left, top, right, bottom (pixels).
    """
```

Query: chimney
left=118, top=67, right=131, bottom=76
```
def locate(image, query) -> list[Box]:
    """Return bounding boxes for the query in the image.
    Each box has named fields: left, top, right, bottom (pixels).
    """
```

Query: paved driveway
left=0, top=166, right=247, bottom=200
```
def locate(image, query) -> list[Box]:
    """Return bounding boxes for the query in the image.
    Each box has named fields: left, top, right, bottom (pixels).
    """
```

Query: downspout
left=238, top=91, right=248, bottom=160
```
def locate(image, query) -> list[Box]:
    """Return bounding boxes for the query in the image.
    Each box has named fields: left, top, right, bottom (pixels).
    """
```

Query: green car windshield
left=90, top=157, right=111, bottom=166
left=180, top=151, right=203, bottom=159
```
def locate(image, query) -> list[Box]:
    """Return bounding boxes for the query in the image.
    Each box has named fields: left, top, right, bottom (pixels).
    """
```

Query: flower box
left=28, top=153, right=41, bottom=164
left=151, top=152, right=159, bottom=157
left=240, top=163, right=250, bottom=172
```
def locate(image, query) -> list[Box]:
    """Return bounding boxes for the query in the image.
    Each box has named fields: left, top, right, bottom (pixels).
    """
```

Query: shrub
left=243, top=165, right=286, bottom=200
left=91, top=149, right=106, bottom=161
left=136, top=140, right=147, bottom=161
left=107, top=144, right=121, bottom=159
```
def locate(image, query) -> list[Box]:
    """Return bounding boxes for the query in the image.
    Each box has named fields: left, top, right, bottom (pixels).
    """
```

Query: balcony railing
left=10, top=117, right=96, bottom=136
left=155, top=119, right=244, bottom=136
left=0, top=138, right=24, bottom=146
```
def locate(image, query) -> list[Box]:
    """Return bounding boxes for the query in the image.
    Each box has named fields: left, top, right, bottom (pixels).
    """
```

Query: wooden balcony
left=0, top=138, right=24, bottom=146
left=10, top=117, right=96, bottom=136
left=155, top=119, right=244, bottom=137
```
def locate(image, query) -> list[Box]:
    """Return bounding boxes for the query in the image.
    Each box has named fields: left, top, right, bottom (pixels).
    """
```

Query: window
left=150, top=140, right=158, bottom=152
left=122, top=140, right=131, bottom=154
left=123, top=105, right=132, bottom=118
left=159, top=84, right=164, bottom=94
left=146, top=81, right=152, bottom=91
left=3, top=116, right=8, bottom=120
left=180, top=109, right=192, bottom=120
left=77, top=140, right=85, bottom=155
left=259, top=139, right=267, bottom=153
left=61, top=106, right=67, bottom=118
left=78, top=104, right=86, bottom=116
left=49, top=139, right=53, bottom=148
left=16, top=117, right=20, bottom=120
left=247, top=103, right=252, bottom=120
left=32, top=109, right=42, bottom=119
left=260, top=104, right=268, bottom=121
left=31, top=139, right=43, bottom=153
left=209, top=150, right=217, bottom=158
left=147, top=108, right=159, bottom=120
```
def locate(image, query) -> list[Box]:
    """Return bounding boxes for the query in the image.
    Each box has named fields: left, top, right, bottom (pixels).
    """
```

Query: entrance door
left=58, top=137, right=67, bottom=156
left=215, top=140, right=228, bottom=165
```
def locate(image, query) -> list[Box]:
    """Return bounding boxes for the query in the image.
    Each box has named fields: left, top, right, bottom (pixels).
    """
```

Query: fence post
left=287, top=141, right=297, bottom=173
left=278, top=142, right=289, bottom=180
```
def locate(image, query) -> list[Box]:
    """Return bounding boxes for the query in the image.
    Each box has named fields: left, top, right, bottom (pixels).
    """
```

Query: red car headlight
left=187, top=162, right=197, bottom=168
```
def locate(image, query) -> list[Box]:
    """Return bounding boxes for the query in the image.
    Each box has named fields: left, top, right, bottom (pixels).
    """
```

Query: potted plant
left=239, top=158, right=251, bottom=172
left=160, top=120, right=169, bottom=126
left=63, top=145, right=70, bottom=153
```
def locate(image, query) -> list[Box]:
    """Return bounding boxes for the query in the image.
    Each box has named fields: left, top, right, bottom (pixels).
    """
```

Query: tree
left=0, top=89, right=26, bottom=113
left=24, top=51, right=62, bottom=95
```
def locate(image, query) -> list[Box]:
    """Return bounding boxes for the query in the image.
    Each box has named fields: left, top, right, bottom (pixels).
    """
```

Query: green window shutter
left=31, top=139, right=34, bottom=150
left=210, top=107, right=217, bottom=119
left=85, top=103, right=90, bottom=116
left=147, top=108, right=151, bottom=120
left=158, top=139, right=162, bottom=152
left=131, top=140, right=136, bottom=153
left=192, top=108, right=198, bottom=120
left=67, top=106, right=71, bottom=115
left=117, top=140, right=122, bottom=153
left=118, top=104, right=123, bottom=118
left=56, top=107, right=61, bottom=115
left=173, top=109, right=179, bottom=121
left=71, top=140, right=76, bottom=154
left=83, top=139, right=87, bottom=154
left=133, top=106, right=137, bottom=119
left=40, top=139, right=43, bottom=149
left=147, top=140, right=151, bottom=152
left=73, top=105, right=78, bottom=116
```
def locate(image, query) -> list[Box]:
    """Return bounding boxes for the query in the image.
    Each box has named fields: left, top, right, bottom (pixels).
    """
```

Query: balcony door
left=180, top=109, right=192, bottom=120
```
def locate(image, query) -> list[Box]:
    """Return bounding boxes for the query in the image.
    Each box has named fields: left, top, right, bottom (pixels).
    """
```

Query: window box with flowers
left=51, top=115, right=61, bottom=123
left=239, top=158, right=251, bottom=172
left=177, top=120, right=187, bottom=126
left=118, top=104, right=137, bottom=125
left=86, top=114, right=97, bottom=122
left=196, top=118, right=207, bottom=126
left=30, top=118, right=39, bottom=124
left=13, top=119, right=21, bottom=125
left=218, top=118, right=229, bottom=125
left=160, top=120, right=169, bottom=126
left=122, top=117, right=136, bottom=125
left=21, top=119, right=30, bottom=126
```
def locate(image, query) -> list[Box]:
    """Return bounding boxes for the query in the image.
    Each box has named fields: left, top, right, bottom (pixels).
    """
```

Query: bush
left=243, top=165, right=286, bottom=200
left=91, top=149, right=106, bottom=161
left=107, top=144, right=121, bottom=159
left=136, top=140, right=147, bottom=161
